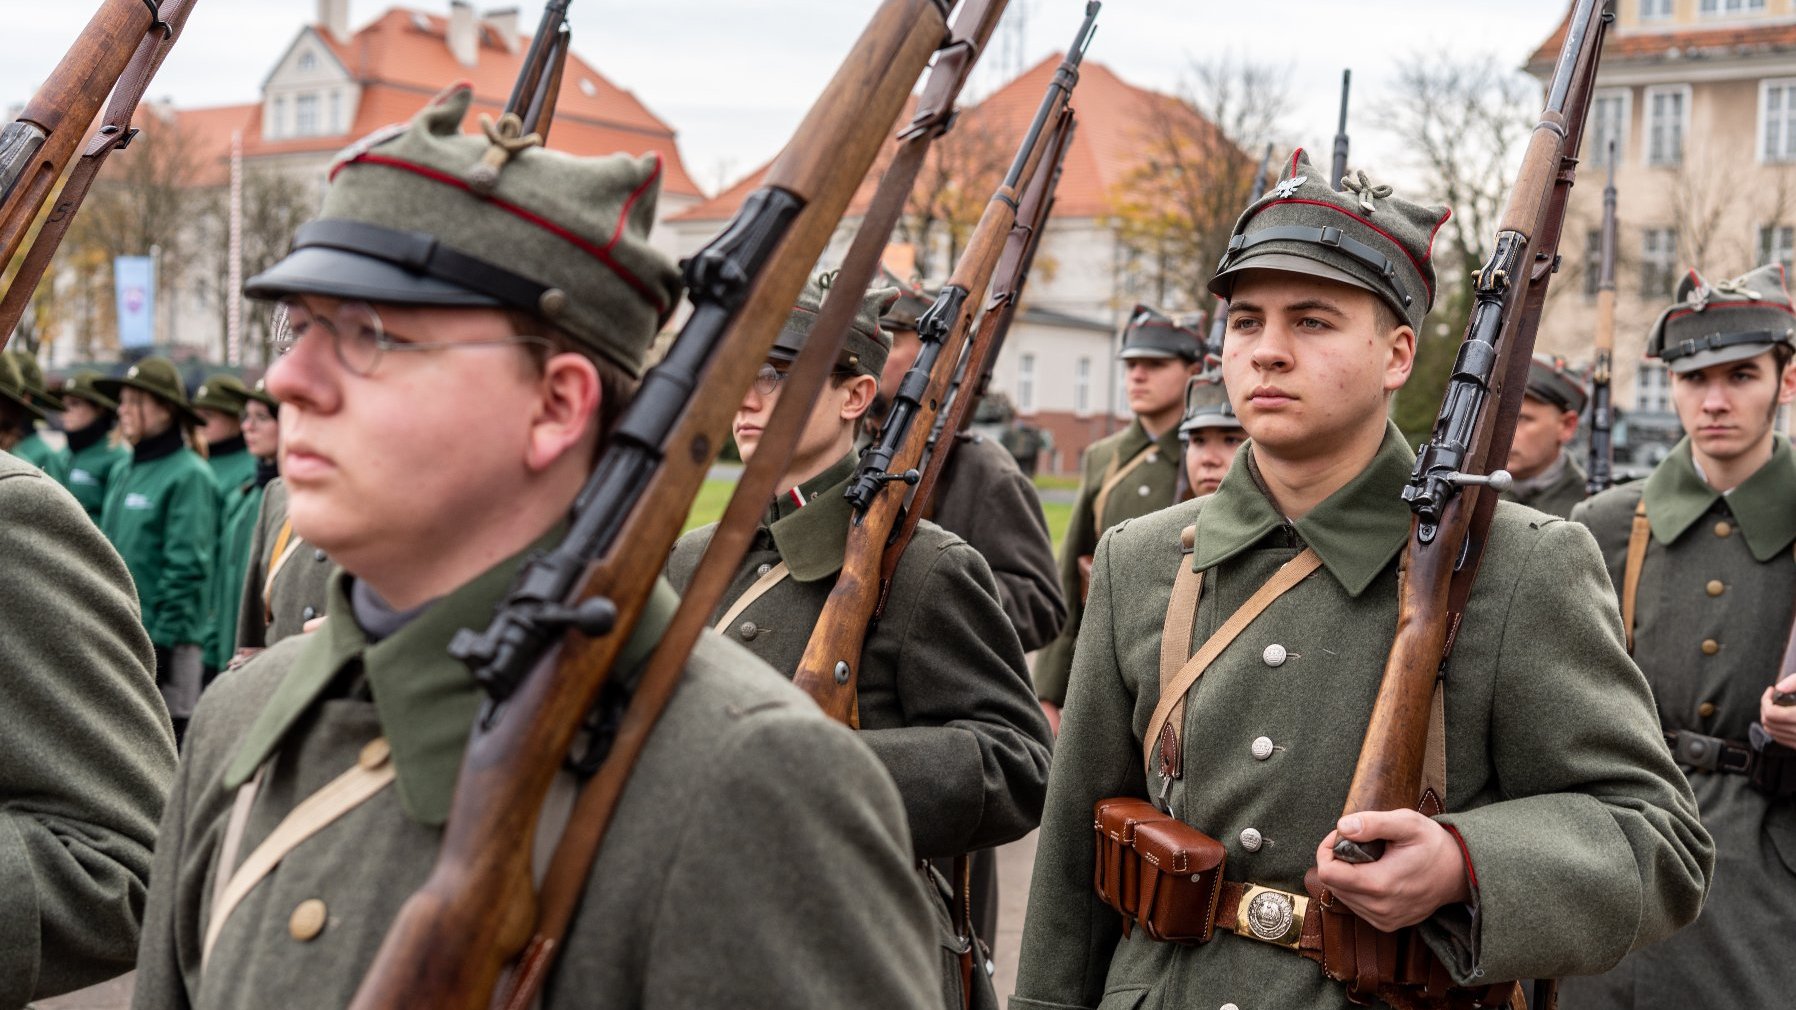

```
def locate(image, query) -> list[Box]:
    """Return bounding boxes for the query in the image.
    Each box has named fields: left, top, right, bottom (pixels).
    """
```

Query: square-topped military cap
left=1179, top=372, right=1240, bottom=438
left=1647, top=264, right=1796, bottom=374
left=770, top=270, right=898, bottom=378
left=1525, top=353, right=1588, bottom=414
left=1119, top=305, right=1204, bottom=362
left=1208, top=149, right=1448, bottom=333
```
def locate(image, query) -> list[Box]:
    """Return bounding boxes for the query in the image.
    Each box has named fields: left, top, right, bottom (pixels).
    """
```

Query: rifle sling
left=711, top=561, right=790, bottom=634
left=1092, top=442, right=1156, bottom=541
left=1621, top=500, right=1650, bottom=654
left=263, top=519, right=299, bottom=624
left=0, top=0, right=196, bottom=327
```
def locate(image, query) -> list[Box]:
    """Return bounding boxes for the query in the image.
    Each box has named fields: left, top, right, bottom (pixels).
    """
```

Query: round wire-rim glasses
left=271, top=299, right=551, bottom=377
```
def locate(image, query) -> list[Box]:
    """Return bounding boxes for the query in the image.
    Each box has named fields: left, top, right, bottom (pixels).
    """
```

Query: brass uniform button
left=1706, top=580, right=1725, bottom=597
left=1699, top=702, right=1718, bottom=718
left=1701, top=639, right=1720, bottom=656
left=1715, top=521, right=1732, bottom=538
left=289, top=898, right=328, bottom=941
left=359, top=738, right=392, bottom=770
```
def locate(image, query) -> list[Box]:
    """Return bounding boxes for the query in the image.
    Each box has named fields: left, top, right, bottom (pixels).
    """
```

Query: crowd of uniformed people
left=0, top=80, right=1791, bottom=1010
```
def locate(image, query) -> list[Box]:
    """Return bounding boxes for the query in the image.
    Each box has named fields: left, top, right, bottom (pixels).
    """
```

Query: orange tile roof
left=1526, top=6, right=1796, bottom=72
left=173, top=6, right=698, bottom=196
left=673, top=57, right=1227, bottom=223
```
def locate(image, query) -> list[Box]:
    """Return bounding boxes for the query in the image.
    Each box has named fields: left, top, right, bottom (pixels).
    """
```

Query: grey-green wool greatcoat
left=0, top=453, right=176, bottom=1006
left=1011, top=423, right=1712, bottom=1010
left=666, top=454, right=1054, bottom=860
left=1499, top=449, right=1588, bottom=520
left=233, top=478, right=334, bottom=653
left=930, top=431, right=1065, bottom=652
left=1035, top=418, right=1183, bottom=704
left=132, top=538, right=942, bottom=1009
left=1560, top=437, right=1796, bottom=1010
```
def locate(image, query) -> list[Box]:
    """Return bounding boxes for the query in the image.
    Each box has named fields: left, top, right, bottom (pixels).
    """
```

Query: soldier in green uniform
left=1500, top=353, right=1588, bottom=519
left=667, top=275, right=1053, bottom=1009
left=1179, top=372, right=1246, bottom=499
left=1563, top=264, right=1796, bottom=1010
left=98, top=356, right=220, bottom=739
left=1, top=440, right=176, bottom=1005
left=232, top=475, right=334, bottom=656
left=5, top=348, right=71, bottom=483
left=132, top=88, right=940, bottom=1009
left=205, top=381, right=281, bottom=675
left=192, top=373, right=258, bottom=494
left=56, top=370, right=132, bottom=523
left=873, top=277, right=1065, bottom=653
left=1034, top=306, right=1204, bottom=726
left=1011, top=151, right=1711, bottom=1010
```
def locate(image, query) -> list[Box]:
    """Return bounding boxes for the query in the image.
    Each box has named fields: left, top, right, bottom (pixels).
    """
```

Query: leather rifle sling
left=263, top=519, right=300, bottom=624
left=1092, top=443, right=1157, bottom=541
left=1143, top=541, right=1321, bottom=779
left=712, top=562, right=790, bottom=634
left=1620, top=500, right=1651, bottom=654
left=202, top=749, right=398, bottom=968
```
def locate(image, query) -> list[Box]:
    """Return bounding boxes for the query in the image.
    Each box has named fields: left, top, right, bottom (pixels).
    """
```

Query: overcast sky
left=5, top=1, right=1575, bottom=194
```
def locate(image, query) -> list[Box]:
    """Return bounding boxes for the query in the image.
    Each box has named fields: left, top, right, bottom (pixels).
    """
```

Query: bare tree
left=1378, top=51, right=1538, bottom=442
left=193, top=164, right=318, bottom=362
left=896, top=118, right=1013, bottom=282
left=1106, top=54, right=1290, bottom=314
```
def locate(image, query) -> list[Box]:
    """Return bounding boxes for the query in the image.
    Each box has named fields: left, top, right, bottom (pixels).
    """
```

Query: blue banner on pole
left=114, top=256, right=156, bottom=349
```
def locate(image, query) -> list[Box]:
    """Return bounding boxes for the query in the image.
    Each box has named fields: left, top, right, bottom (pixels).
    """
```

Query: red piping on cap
left=1665, top=300, right=1796, bottom=324
left=605, top=153, right=663, bottom=254
left=1260, top=197, right=1437, bottom=302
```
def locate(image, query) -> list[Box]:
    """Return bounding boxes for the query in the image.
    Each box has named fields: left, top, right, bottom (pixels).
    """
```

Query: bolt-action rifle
left=792, top=2, right=1100, bottom=728
left=0, top=0, right=201, bottom=343
left=507, top=0, right=571, bottom=140
left=1330, top=69, right=1351, bottom=191
left=1587, top=139, right=1619, bottom=494
left=344, top=3, right=957, bottom=1007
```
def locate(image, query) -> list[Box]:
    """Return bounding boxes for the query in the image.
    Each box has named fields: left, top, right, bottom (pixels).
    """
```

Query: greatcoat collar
left=1643, top=435, right=1796, bottom=563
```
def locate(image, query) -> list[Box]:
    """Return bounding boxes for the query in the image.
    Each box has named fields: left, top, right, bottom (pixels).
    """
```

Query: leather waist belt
left=1664, top=730, right=1755, bottom=775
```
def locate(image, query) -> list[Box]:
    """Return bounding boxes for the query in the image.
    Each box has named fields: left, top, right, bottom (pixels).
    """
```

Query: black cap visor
left=245, top=246, right=501, bottom=307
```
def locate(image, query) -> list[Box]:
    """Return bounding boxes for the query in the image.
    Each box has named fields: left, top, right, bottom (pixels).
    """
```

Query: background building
left=1529, top=0, right=1796, bottom=467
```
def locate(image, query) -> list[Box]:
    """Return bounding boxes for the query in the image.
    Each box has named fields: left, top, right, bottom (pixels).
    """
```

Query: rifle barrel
left=1330, top=69, right=1351, bottom=191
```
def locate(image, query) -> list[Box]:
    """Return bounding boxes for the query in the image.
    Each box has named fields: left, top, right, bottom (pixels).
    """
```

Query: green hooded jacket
left=62, top=427, right=131, bottom=522
left=100, top=431, right=220, bottom=649
left=14, top=430, right=70, bottom=483
left=206, top=441, right=256, bottom=498
left=204, top=471, right=268, bottom=670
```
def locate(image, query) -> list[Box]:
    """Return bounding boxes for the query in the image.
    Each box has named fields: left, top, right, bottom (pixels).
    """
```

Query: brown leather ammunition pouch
left=1751, top=740, right=1796, bottom=798
left=1092, top=798, right=1225, bottom=942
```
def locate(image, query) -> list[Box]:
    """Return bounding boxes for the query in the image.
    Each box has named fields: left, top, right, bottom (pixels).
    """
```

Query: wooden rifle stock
left=1334, top=0, right=1614, bottom=863
left=1587, top=140, right=1619, bottom=494
left=792, top=3, right=1100, bottom=725
left=345, top=4, right=953, bottom=1007
left=0, top=0, right=190, bottom=343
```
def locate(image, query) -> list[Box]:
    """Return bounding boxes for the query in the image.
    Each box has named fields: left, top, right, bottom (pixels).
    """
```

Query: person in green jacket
left=1564, top=264, right=1796, bottom=1010
left=57, top=370, right=133, bottom=523
left=1033, top=306, right=1204, bottom=726
left=131, top=86, right=940, bottom=1010
left=1011, top=151, right=1711, bottom=1010
left=192, top=372, right=257, bottom=493
left=0, top=353, right=49, bottom=460
left=5, top=348, right=70, bottom=482
left=98, top=357, right=219, bottom=740
left=1499, top=353, right=1589, bottom=519
left=205, top=380, right=280, bottom=674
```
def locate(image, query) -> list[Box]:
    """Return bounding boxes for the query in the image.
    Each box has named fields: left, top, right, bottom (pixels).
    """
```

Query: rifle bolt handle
left=1332, top=837, right=1385, bottom=864
left=1445, top=469, right=1513, bottom=492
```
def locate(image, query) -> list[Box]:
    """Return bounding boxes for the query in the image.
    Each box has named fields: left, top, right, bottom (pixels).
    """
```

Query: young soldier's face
left=266, top=296, right=578, bottom=565
left=1124, top=357, right=1195, bottom=418
left=1183, top=427, right=1245, bottom=496
left=61, top=398, right=100, bottom=431
left=1220, top=270, right=1413, bottom=459
left=733, top=361, right=873, bottom=475
left=1670, top=350, right=1796, bottom=462
left=1506, top=395, right=1578, bottom=480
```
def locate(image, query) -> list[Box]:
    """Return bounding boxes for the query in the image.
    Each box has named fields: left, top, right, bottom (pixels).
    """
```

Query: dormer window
left=579, top=79, right=598, bottom=98
left=298, top=50, right=317, bottom=72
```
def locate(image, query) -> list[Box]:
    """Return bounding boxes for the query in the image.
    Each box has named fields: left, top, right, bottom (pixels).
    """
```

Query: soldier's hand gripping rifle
left=1335, top=0, right=1615, bottom=866
left=1587, top=139, right=1619, bottom=494
left=0, top=0, right=201, bottom=343
left=345, top=4, right=957, bottom=1007
left=792, top=3, right=1101, bottom=727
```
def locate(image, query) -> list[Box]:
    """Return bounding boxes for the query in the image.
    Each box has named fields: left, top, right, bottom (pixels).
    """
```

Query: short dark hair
left=1371, top=297, right=1403, bottom=336
left=507, top=310, right=642, bottom=443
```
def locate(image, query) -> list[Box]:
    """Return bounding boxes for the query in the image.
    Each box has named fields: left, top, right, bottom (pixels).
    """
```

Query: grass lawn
left=684, top=477, right=1076, bottom=547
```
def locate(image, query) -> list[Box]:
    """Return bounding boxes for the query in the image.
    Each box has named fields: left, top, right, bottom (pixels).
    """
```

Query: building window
left=1585, top=229, right=1604, bottom=300
left=1762, top=80, right=1796, bottom=162
left=1700, top=0, right=1766, bottom=13
left=1589, top=90, right=1628, bottom=166
left=298, top=50, right=318, bottom=72
left=1074, top=356, right=1092, bottom=415
left=1017, top=353, right=1036, bottom=413
left=1645, top=86, right=1688, bottom=167
left=1640, top=0, right=1672, bottom=16
left=270, top=95, right=287, bottom=139
left=328, top=91, right=342, bottom=133
left=296, top=94, right=319, bottom=136
left=1636, top=363, right=1672, bottom=414
left=1641, top=227, right=1679, bottom=298
left=1760, top=224, right=1795, bottom=275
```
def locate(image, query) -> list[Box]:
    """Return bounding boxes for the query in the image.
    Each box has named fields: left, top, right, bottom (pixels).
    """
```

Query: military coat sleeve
left=233, top=482, right=280, bottom=651
left=0, top=461, right=176, bottom=1005
left=1033, top=443, right=1105, bottom=704
left=932, top=435, right=1066, bottom=653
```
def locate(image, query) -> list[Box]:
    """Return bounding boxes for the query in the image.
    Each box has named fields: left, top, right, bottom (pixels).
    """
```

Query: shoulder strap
left=263, top=519, right=301, bottom=623
left=712, top=561, right=791, bottom=634
left=1144, top=546, right=1321, bottom=785
left=1092, top=442, right=1157, bottom=539
left=1621, top=499, right=1650, bottom=654
left=1154, top=526, right=1205, bottom=777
